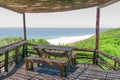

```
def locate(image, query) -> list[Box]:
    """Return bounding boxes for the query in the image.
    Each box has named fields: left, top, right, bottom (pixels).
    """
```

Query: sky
left=0, top=1, right=120, bottom=28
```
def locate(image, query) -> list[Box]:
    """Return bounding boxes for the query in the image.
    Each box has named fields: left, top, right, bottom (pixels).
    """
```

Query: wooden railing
left=73, top=48, right=95, bottom=64
left=96, top=49, right=120, bottom=70
left=74, top=48, right=95, bottom=52
left=1, top=41, right=119, bottom=72
left=0, top=40, right=27, bottom=73
left=73, top=48, right=120, bottom=70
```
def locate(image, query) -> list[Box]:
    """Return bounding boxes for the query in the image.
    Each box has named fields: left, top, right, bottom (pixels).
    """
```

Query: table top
left=34, top=45, right=75, bottom=52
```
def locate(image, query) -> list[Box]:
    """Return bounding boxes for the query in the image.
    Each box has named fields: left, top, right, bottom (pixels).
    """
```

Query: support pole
left=96, top=7, right=100, bottom=50
left=22, top=13, right=27, bottom=57
left=23, top=13, right=27, bottom=40
left=93, top=7, right=100, bottom=65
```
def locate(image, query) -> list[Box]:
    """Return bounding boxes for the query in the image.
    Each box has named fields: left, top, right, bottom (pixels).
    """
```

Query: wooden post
left=93, top=7, right=100, bottom=65
left=23, top=13, right=27, bottom=57
left=15, top=47, right=18, bottom=65
left=5, top=51, right=9, bottom=72
left=23, top=13, right=27, bottom=40
left=22, top=44, right=25, bottom=58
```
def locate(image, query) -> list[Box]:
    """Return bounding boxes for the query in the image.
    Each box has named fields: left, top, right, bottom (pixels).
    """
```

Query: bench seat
left=25, top=57, right=68, bottom=77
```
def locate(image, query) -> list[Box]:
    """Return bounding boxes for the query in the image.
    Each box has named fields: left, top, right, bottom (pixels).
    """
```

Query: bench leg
left=37, top=63, right=40, bottom=67
left=64, top=66, right=66, bottom=73
left=60, top=66, right=65, bottom=77
left=30, top=61, right=33, bottom=69
left=25, top=59, right=29, bottom=70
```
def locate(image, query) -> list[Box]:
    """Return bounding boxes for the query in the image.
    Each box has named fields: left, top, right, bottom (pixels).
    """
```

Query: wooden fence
left=0, top=40, right=27, bottom=73
left=74, top=48, right=120, bottom=70
left=0, top=42, right=120, bottom=74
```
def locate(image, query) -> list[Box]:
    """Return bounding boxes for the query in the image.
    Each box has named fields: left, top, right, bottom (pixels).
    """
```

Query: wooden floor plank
left=2, top=60, right=120, bottom=80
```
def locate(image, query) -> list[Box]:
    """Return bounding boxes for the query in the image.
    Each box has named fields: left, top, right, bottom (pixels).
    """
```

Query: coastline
left=47, top=34, right=94, bottom=45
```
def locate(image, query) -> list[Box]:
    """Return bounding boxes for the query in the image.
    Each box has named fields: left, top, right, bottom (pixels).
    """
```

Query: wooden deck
left=1, top=59, right=120, bottom=80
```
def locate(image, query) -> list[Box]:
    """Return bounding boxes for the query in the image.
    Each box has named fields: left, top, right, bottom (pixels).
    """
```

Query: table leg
left=67, top=52, right=73, bottom=69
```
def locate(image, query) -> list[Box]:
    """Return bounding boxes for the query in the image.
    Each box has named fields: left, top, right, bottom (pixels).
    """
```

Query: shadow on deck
left=1, top=59, right=120, bottom=80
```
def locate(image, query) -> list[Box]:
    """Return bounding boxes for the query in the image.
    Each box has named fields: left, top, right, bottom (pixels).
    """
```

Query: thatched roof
left=0, top=0, right=119, bottom=13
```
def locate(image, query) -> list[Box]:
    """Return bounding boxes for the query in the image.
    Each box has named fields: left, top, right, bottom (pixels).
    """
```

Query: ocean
left=0, top=28, right=109, bottom=39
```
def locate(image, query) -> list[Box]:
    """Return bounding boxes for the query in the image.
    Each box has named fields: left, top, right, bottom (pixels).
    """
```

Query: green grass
left=99, top=28, right=120, bottom=57
left=68, top=27, right=120, bottom=69
left=0, top=37, right=23, bottom=47
left=68, top=28, right=120, bottom=57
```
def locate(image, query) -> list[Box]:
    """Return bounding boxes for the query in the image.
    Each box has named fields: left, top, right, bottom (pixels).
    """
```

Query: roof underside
left=0, top=0, right=118, bottom=13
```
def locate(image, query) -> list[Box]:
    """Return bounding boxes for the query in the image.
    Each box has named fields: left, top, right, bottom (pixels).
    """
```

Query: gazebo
left=0, top=0, right=120, bottom=79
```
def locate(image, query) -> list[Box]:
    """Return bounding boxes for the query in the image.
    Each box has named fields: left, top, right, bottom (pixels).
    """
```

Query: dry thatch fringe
left=0, top=0, right=113, bottom=13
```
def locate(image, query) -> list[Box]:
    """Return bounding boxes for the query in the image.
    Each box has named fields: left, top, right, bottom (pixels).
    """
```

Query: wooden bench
left=25, top=57, right=68, bottom=77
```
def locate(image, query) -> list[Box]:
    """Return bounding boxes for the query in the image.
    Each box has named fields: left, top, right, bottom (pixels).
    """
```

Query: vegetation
left=0, top=37, right=49, bottom=47
left=68, top=28, right=120, bottom=57
left=68, top=28, right=120, bottom=69
left=0, top=37, right=23, bottom=47
left=28, top=38, right=49, bottom=45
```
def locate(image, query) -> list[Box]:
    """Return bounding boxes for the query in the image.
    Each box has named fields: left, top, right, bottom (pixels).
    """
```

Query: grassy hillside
left=99, top=28, right=120, bottom=57
left=68, top=28, right=120, bottom=58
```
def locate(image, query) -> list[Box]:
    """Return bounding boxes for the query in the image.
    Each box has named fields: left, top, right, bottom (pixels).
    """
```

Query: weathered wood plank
left=3, top=59, right=120, bottom=80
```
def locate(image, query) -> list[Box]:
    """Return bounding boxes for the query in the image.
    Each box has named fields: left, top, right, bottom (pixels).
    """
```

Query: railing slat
left=97, top=50, right=120, bottom=64
left=5, top=51, right=9, bottom=72
left=0, top=40, right=27, bottom=53
left=74, top=48, right=95, bottom=52
left=98, top=56, right=116, bottom=70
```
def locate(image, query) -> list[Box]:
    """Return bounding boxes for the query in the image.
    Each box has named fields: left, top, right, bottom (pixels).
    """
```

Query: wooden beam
left=23, top=13, right=27, bottom=40
left=99, top=0, right=120, bottom=8
left=74, top=48, right=95, bottom=52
